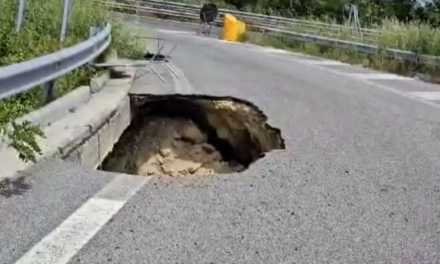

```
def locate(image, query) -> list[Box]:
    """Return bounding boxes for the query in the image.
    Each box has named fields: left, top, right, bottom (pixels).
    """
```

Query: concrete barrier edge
left=17, top=71, right=110, bottom=127
left=0, top=64, right=136, bottom=181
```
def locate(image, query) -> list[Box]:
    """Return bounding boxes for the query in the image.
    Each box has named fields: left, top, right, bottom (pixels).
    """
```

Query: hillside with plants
left=114, top=0, right=440, bottom=76
left=217, top=0, right=440, bottom=27
left=212, top=0, right=440, bottom=78
left=173, top=0, right=440, bottom=26
left=0, top=0, right=144, bottom=165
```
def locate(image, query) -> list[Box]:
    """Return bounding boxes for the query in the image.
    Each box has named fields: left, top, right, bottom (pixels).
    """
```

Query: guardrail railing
left=102, top=0, right=440, bottom=67
left=0, top=25, right=111, bottom=102
left=3, top=0, right=440, bottom=109
left=0, top=0, right=111, bottom=104
left=102, top=0, right=380, bottom=43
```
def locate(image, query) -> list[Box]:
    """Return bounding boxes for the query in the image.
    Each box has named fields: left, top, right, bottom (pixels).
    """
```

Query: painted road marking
left=158, top=29, right=194, bottom=35
left=167, top=61, right=198, bottom=94
left=346, top=73, right=414, bottom=81
left=14, top=174, right=151, bottom=264
left=257, top=46, right=349, bottom=65
left=297, top=59, right=348, bottom=66
left=408, top=92, right=440, bottom=101
left=260, top=47, right=290, bottom=54
left=253, top=50, right=440, bottom=111
left=295, top=61, right=440, bottom=110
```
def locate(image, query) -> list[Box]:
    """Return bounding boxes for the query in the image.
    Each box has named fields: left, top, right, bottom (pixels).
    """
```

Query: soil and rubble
left=101, top=95, right=285, bottom=177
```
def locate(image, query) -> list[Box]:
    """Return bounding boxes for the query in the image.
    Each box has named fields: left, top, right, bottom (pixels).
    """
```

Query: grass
left=281, top=18, right=440, bottom=54
left=106, top=0, right=440, bottom=70
left=0, top=0, right=145, bottom=163
left=240, top=18, right=440, bottom=77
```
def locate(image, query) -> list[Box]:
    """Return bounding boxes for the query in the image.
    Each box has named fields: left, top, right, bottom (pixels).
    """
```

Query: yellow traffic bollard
left=221, top=14, right=239, bottom=41
left=237, top=20, right=246, bottom=37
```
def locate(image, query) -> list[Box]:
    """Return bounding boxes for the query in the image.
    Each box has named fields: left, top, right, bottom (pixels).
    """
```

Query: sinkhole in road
left=101, top=95, right=285, bottom=176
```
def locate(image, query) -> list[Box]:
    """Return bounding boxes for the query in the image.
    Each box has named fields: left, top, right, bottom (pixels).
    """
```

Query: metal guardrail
left=108, top=0, right=380, bottom=41
left=261, top=26, right=440, bottom=64
left=103, top=0, right=440, bottom=67
left=2, top=0, right=440, bottom=106
left=0, top=24, right=111, bottom=101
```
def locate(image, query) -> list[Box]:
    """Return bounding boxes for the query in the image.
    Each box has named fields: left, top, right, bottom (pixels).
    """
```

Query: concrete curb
left=0, top=60, right=136, bottom=181
left=17, top=71, right=110, bottom=127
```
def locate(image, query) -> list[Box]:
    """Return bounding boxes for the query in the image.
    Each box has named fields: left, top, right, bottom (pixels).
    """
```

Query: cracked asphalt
left=1, top=16, right=440, bottom=264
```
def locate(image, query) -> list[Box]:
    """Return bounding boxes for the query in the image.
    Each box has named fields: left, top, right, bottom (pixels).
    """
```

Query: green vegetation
left=224, top=0, right=440, bottom=72
left=113, top=0, right=440, bottom=76
left=220, top=0, right=440, bottom=27
left=238, top=20, right=438, bottom=77
left=165, top=0, right=440, bottom=30
left=0, top=0, right=144, bottom=164
left=218, top=0, right=440, bottom=76
left=4, top=0, right=439, bottom=166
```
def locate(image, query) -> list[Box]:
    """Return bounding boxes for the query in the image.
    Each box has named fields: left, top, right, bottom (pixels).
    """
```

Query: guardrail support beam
left=60, top=0, right=71, bottom=41
left=43, top=82, right=55, bottom=104
left=16, top=0, right=26, bottom=32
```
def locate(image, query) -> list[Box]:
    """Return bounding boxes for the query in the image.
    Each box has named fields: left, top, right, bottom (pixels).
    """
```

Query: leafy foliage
left=5, top=121, right=45, bottom=163
left=217, top=0, right=440, bottom=27
left=225, top=0, right=440, bottom=77
left=0, top=0, right=144, bottom=164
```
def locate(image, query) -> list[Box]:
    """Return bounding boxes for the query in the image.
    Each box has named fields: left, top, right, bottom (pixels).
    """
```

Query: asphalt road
left=2, top=17, right=440, bottom=263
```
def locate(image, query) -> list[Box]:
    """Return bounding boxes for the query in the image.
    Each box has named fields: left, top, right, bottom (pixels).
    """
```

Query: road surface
left=1, top=16, right=440, bottom=264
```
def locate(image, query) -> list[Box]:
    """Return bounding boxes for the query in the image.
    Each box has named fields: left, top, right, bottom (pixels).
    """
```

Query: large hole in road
left=101, top=95, right=285, bottom=176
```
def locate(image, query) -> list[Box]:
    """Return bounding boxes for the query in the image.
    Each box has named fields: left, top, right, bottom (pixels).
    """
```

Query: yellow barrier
left=237, top=21, right=246, bottom=37
left=221, top=14, right=246, bottom=42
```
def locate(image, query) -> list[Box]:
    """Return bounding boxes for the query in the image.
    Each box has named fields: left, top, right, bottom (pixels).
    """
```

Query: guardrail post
left=135, top=0, right=140, bottom=24
left=42, top=82, right=55, bottom=104
left=42, top=0, right=71, bottom=104
left=67, top=0, right=74, bottom=22
left=89, top=26, right=100, bottom=65
left=15, top=0, right=26, bottom=32
left=89, top=26, right=99, bottom=38
left=60, top=0, right=71, bottom=41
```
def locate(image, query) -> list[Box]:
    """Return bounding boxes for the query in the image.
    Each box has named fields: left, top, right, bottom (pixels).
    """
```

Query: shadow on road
left=0, top=176, right=31, bottom=198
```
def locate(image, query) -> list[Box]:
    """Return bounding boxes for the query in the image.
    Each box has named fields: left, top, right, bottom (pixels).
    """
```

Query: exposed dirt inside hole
left=101, top=95, right=285, bottom=177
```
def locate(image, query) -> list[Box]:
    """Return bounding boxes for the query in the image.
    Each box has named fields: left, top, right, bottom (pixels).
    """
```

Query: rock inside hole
left=101, top=95, right=285, bottom=177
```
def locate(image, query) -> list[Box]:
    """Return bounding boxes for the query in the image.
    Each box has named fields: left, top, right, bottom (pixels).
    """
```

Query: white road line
left=14, top=174, right=151, bottom=264
left=408, top=92, right=440, bottom=101
left=167, top=61, right=197, bottom=94
left=302, top=63, right=440, bottom=110
left=255, top=50, right=440, bottom=111
left=205, top=41, right=440, bottom=109
left=259, top=48, right=349, bottom=65
left=161, top=31, right=230, bottom=45
left=346, top=73, right=414, bottom=81
left=260, top=47, right=290, bottom=54
left=163, top=33, right=440, bottom=109
left=297, top=59, right=349, bottom=66
left=157, top=29, right=193, bottom=35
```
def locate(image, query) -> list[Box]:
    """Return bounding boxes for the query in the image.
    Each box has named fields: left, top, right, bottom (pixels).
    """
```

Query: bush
left=108, top=0, right=440, bottom=74
left=0, top=0, right=144, bottom=163
left=240, top=18, right=440, bottom=77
